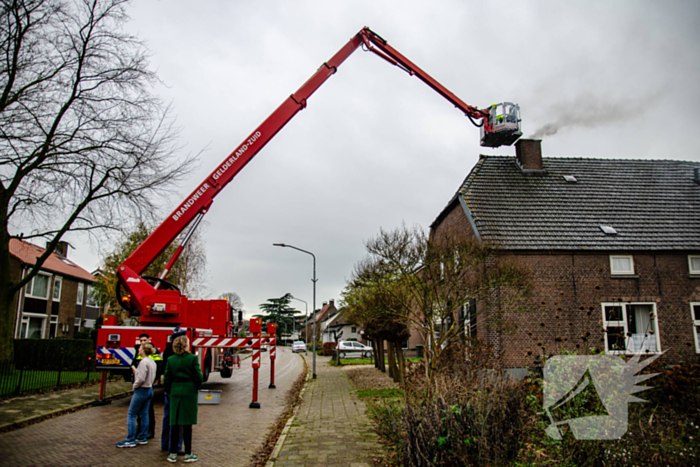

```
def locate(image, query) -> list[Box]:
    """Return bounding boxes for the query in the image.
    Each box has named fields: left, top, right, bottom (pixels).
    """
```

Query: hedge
left=13, top=339, right=95, bottom=371
left=322, top=342, right=336, bottom=356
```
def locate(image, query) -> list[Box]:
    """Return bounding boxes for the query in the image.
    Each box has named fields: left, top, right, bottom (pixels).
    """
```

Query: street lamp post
left=274, top=243, right=317, bottom=379
left=291, top=296, right=308, bottom=346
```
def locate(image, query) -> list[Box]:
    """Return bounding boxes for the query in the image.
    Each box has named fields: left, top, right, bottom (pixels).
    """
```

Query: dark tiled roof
left=454, top=156, right=700, bottom=250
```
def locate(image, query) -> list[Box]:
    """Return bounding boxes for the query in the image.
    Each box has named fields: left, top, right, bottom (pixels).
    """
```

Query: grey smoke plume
left=529, top=94, right=654, bottom=139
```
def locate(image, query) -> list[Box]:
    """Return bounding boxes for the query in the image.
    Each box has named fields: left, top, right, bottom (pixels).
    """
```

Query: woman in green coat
left=164, top=335, right=203, bottom=463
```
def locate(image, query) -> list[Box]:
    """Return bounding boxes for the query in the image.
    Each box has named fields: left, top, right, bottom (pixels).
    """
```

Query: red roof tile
left=10, top=239, right=95, bottom=282
left=314, top=301, right=338, bottom=323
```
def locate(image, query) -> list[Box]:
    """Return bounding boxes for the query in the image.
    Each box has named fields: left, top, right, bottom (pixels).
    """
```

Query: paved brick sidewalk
left=0, top=348, right=303, bottom=466
left=0, top=379, right=133, bottom=430
left=270, top=355, right=383, bottom=467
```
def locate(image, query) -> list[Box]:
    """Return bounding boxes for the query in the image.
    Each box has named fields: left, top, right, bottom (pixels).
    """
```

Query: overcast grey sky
left=64, top=0, right=700, bottom=318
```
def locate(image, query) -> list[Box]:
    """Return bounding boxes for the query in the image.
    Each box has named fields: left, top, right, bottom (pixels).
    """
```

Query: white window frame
left=463, top=299, right=477, bottom=339
left=19, top=313, right=47, bottom=339
left=692, top=302, right=700, bottom=354
left=49, top=315, right=59, bottom=338
left=25, top=272, right=52, bottom=299
left=52, top=276, right=62, bottom=301
left=689, top=256, right=700, bottom=275
left=86, top=285, right=98, bottom=307
left=76, top=283, right=85, bottom=305
left=610, top=255, right=634, bottom=276
left=601, top=302, right=660, bottom=355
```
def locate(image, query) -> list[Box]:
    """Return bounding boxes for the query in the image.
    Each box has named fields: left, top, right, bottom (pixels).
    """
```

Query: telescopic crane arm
left=117, top=27, right=521, bottom=319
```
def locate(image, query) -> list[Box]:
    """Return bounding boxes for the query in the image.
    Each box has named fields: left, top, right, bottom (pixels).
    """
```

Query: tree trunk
left=378, top=340, right=386, bottom=373
left=387, top=340, right=396, bottom=380
left=371, top=340, right=378, bottom=368
left=394, top=342, right=406, bottom=386
left=0, top=222, right=16, bottom=363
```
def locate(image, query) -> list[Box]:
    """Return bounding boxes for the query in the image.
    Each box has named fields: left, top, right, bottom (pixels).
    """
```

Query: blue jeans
left=161, top=392, right=183, bottom=451
left=126, top=387, right=153, bottom=442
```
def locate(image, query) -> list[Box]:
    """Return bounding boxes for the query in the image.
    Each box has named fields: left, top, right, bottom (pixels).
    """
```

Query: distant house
left=10, top=239, right=97, bottom=339
left=321, top=309, right=362, bottom=343
left=305, top=299, right=338, bottom=343
left=430, top=139, right=700, bottom=372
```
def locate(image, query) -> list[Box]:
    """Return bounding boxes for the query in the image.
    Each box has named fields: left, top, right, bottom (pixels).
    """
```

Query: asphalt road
left=0, top=348, right=304, bottom=466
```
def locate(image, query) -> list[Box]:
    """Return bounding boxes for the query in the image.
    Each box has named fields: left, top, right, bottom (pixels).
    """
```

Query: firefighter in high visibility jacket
left=134, top=332, right=163, bottom=439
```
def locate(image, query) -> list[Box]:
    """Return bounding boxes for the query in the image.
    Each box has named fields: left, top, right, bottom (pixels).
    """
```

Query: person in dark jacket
left=164, top=334, right=203, bottom=463
left=161, top=327, right=186, bottom=453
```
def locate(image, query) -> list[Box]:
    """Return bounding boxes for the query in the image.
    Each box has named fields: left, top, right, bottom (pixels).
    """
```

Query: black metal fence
left=0, top=352, right=100, bottom=399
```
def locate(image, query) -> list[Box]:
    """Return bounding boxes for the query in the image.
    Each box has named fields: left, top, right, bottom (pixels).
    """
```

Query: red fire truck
left=95, top=27, right=522, bottom=405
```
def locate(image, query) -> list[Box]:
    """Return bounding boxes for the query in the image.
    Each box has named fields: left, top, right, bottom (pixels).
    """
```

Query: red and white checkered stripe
left=191, top=337, right=259, bottom=348
left=261, top=337, right=276, bottom=346
left=252, top=350, right=261, bottom=368
left=270, top=346, right=276, bottom=358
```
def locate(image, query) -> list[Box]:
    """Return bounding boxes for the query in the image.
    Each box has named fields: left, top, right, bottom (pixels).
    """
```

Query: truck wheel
left=202, top=349, right=211, bottom=383
left=220, top=366, right=232, bottom=378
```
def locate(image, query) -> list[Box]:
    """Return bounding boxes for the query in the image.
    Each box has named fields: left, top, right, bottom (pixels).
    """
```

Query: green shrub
left=13, top=338, right=95, bottom=371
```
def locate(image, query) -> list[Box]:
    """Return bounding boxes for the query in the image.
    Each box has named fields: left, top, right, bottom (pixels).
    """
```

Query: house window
left=692, top=303, right=700, bottom=353
left=49, top=316, right=59, bottom=338
left=25, top=273, right=51, bottom=299
left=461, top=299, right=477, bottom=338
left=689, top=256, right=700, bottom=275
left=602, top=302, right=660, bottom=354
left=76, top=283, right=84, bottom=305
left=86, top=285, right=97, bottom=307
left=53, top=277, right=62, bottom=301
left=19, top=314, right=46, bottom=338
left=74, top=317, right=82, bottom=333
left=351, top=326, right=357, bottom=333
left=610, top=255, right=634, bottom=275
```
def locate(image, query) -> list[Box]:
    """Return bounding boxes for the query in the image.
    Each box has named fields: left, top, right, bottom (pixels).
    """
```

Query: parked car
left=336, top=341, right=373, bottom=359
left=292, top=341, right=307, bottom=353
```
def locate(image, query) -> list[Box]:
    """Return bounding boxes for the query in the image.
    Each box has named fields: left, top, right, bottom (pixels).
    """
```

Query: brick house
left=430, top=139, right=700, bottom=372
left=10, top=239, right=98, bottom=339
left=305, top=299, right=338, bottom=344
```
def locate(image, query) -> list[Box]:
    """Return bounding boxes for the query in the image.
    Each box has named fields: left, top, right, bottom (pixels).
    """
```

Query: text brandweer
left=172, top=183, right=210, bottom=221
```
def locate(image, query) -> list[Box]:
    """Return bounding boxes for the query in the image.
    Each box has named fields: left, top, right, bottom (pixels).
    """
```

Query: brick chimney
left=48, top=240, right=69, bottom=258
left=515, top=139, right=543, bottom=172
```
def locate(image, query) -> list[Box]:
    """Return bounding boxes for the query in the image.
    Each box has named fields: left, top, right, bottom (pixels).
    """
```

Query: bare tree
left=344, top=224, right=530, bottom=393
left=218, top=292, right=244, bottom=310
left=343, top=266, right=411, bottom=383
left=0, top=0, right=194, bottom=362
